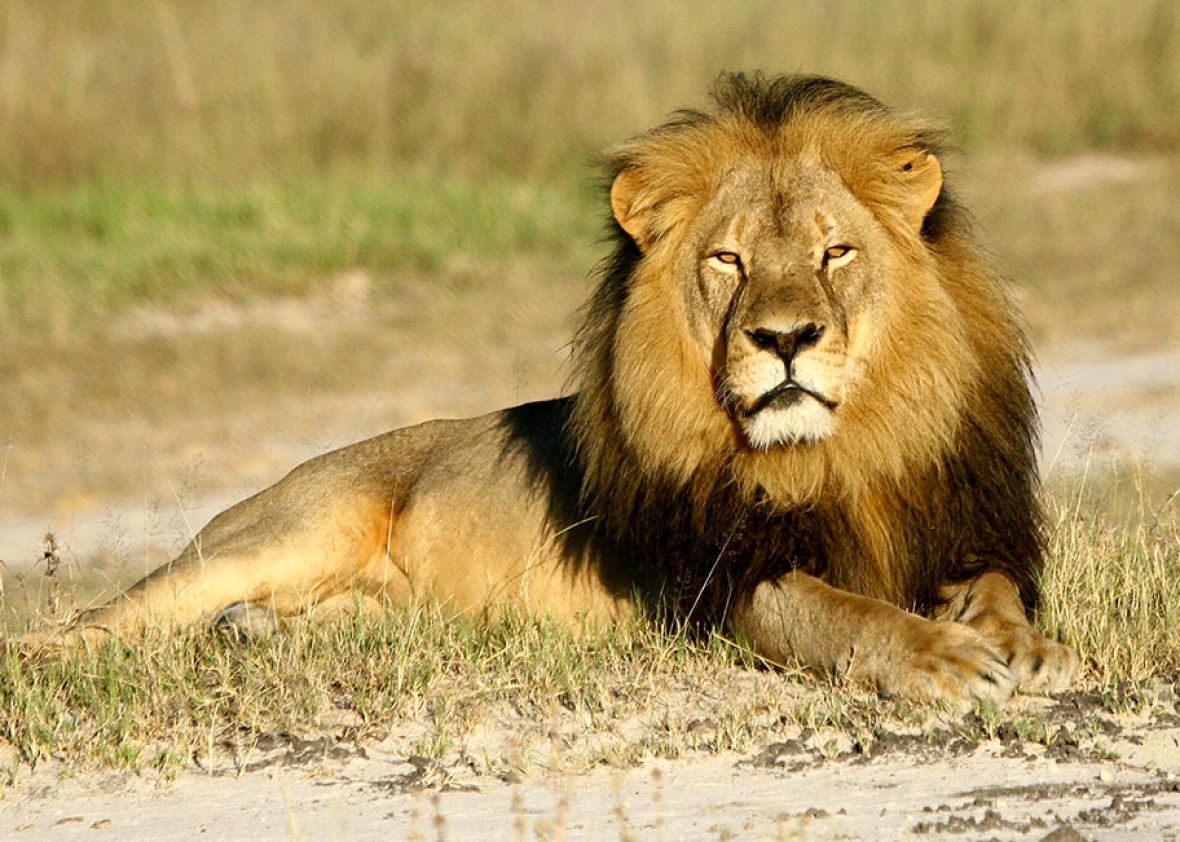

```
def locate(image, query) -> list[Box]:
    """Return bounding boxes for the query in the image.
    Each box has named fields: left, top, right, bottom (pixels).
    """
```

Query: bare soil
left=5, top=691, right=1180, bottom=841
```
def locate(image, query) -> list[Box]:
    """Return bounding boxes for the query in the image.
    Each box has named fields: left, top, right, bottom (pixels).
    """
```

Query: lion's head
left=569, top=73, right=1040, bottom=616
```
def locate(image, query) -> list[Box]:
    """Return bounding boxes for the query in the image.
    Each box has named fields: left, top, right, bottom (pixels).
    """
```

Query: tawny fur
left=27, top=73, right=1078, bottom=710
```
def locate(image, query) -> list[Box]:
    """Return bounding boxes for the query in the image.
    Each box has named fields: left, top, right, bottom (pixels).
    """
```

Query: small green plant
left=1012, top=716, right=1051, bottom=745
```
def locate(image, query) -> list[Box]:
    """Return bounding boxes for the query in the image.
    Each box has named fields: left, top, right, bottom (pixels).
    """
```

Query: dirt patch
left=5, top=698, right=1180, bottom=841
left=1040, top=347, right=1180, bottom=477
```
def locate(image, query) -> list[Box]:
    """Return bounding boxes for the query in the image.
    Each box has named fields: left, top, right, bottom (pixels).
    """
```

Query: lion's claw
left=855, top=617, right=1019, bottom=711
left=991, top=624, right=1080, bottom=694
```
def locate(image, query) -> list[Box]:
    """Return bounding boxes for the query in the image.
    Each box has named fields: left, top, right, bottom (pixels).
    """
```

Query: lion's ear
left=610, top=167, right=654, bottom=249
left=899, top=151, right=943, bottom=232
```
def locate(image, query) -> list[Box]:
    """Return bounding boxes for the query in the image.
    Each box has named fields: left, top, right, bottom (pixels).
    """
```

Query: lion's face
left=689, top=163, right=884, bottom=448
left=611, top=146, right=946, bottom=456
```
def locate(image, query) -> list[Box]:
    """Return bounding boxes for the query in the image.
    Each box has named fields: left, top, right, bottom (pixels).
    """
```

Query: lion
left=31, top=73, right=1078, bottom=709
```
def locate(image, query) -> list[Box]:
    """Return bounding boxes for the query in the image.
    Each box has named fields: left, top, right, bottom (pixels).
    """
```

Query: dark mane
left=712, top=72, right=889, bottom=129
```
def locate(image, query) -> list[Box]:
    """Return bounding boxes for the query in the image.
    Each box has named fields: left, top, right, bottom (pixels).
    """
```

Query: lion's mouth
left=745, top=380, right=838, bottom=416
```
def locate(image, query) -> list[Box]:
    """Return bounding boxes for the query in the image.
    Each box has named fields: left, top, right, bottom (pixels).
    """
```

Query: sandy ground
left=5, top=702, right=1180, bottom=841
left=1039, top=347, right=1180, bottom=480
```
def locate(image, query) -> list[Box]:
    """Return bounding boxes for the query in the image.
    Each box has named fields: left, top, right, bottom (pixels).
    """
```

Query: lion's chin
left=739, top=399, right=836, bottom=449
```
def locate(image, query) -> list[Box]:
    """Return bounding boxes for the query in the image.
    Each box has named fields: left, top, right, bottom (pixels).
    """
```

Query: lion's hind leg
left=20, top=548, right=281, bottom=651
left=936, top=571, right=1079, bottom=694
left=24, top=486, right=399, bottom=651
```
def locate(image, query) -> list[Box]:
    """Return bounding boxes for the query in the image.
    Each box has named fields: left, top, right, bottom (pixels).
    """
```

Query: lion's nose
left=745, top=323, right=825, bottom=364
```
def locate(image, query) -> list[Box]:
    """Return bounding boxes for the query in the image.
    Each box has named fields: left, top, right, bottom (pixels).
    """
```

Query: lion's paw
left=211, top=602, right=280, bottom=643
left=988, top=624, right=1079, bottom=694
left=855, top=617, right=1018, bottom=712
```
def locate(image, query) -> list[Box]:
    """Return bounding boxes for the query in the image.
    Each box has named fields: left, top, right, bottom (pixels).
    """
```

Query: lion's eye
left=708, top=251, right=743, bottom=272
left=823, top=245, right=857, bottom=270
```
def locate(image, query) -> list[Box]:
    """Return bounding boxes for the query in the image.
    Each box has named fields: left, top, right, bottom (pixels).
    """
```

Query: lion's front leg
left=936, top=571, right=1079, bottom=694
left=728, top=571, right=1017, bottom=710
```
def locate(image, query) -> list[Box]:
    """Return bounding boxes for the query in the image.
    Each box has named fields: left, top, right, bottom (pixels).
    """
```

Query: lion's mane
left=564, top=73, right=1042, bottom=625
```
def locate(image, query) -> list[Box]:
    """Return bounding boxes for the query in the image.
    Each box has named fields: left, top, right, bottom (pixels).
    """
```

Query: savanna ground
left=2, top=3, right=1180, bottom=839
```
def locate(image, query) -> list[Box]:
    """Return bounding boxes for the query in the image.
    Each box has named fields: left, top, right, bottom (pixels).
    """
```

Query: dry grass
left=2, top=480, right=1178, bottom=782
left=3, top=1, right=1177, bottom=188
left=1041, top=477, right=1180, bottom=697
left=0, top=603, right=798, bottom=782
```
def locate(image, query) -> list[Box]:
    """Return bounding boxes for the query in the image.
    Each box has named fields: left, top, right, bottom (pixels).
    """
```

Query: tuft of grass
left=1041, top=478, right=1180, bottom=696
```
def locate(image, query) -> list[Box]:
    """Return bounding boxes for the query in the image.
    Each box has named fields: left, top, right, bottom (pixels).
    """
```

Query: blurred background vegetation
left=1, top=0, right=1179, bottom=535
left=2, top=0, right=1178, bottom=330
left=6, top=0, right=1178, bottom=184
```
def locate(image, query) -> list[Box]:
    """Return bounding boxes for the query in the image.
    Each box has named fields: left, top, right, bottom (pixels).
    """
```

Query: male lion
left=35, top=73, right=1077, bottom=709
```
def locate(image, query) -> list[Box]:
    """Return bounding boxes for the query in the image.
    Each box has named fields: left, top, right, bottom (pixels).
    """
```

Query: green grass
left=0, top=174, right=600, bottom=332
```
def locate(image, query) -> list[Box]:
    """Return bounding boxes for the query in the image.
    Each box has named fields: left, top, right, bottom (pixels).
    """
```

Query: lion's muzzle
left=724, top=313, right=844, bottom=448
left=741, top=322, right=838, bottom=415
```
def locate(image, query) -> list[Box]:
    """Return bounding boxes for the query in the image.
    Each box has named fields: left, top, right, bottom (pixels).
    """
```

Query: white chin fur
left=741, top=402, right=835, bottom=449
